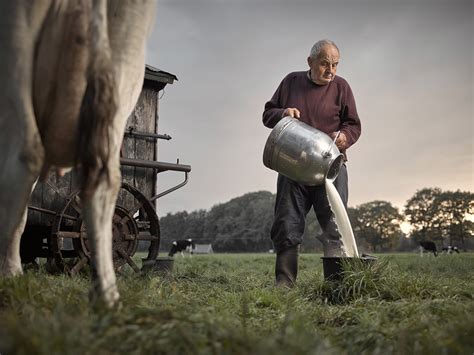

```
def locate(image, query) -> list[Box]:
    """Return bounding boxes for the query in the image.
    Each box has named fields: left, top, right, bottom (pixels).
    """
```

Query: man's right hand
left=282, top=108, right=301, bottom=119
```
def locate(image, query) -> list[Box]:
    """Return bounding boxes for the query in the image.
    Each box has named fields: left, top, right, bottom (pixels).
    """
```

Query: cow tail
left=76, top=0, right=117, bottom=200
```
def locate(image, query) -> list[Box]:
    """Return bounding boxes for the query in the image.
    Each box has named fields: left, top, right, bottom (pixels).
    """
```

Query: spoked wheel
left=48, top=183, right=160, bottom=274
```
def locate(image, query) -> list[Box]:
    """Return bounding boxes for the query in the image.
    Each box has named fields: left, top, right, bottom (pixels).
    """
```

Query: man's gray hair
left=309, top=39, right=339, bottom=58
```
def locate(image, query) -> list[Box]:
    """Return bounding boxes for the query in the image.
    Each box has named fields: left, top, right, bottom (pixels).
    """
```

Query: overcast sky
left=146, top=0, right=473, bottom=217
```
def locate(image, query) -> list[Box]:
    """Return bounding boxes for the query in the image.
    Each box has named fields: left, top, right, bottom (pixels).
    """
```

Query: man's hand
left=331, top=132, right=347, bottom=151
left=282, top=108, right=300, bottom=119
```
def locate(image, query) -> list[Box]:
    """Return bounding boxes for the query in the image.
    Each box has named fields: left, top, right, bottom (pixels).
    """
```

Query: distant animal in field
left=0, top=1, right=155, bottom=308
left=168, top=239, right=195, bottom=257
left=419, top=241, right=437, bottom=256
left=442, top=246, right=460, bottom=254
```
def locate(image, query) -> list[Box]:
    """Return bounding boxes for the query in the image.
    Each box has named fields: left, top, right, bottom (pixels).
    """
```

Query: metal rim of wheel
left=48, top=183, right=160, bottom=275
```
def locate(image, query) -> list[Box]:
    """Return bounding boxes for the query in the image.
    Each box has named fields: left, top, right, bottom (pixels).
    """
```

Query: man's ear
left=307, top=56, right=313, bottom=67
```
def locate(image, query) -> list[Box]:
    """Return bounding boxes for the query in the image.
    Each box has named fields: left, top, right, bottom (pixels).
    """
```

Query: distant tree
left=404, top=188, right=442, bottom=243
left=184, top=209, right=207, bottom=241
left=432, top=190, right=474, bottom=250
left=352, top=201, right=403, bottom=252
left=463, top=220, right=474, bottom=249
left=395, top=234, right=416, bottom=252
left=202, top=191, right=275, bottom=252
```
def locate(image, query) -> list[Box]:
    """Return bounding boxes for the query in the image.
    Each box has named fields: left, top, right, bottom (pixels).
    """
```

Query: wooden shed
left=21, top=65, right=186, bottom=272
left=193, top=244, right=214, bottom=254
left=119, top=65, right=178, bottom=208
left=28, top=65, right=177, bottom=225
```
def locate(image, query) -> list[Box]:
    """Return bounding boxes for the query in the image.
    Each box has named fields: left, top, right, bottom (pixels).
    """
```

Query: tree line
left=156, top=188, right=473, bottom=254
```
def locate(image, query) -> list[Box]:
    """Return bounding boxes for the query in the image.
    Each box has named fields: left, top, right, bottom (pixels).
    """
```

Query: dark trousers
left=270, top=165, right=348, bottom=254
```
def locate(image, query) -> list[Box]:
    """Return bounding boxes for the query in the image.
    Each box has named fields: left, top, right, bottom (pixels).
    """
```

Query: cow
left=442, top=246, right=460, bottom=254
left=419, top=241, right=438, bottom=257
left=0, top=0, right=155, bottom=308
left=168, top=239, right=195, bottom=257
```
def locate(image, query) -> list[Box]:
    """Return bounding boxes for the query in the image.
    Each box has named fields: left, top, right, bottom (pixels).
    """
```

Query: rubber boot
left=275, top=246, right=298, bottom=288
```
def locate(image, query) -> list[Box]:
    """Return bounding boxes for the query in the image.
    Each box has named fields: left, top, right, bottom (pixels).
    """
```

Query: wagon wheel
left=49, top=183, right=160, bottom=274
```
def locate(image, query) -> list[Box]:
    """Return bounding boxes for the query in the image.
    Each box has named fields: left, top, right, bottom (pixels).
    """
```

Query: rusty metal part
left=27, top=206, right=77, bottom=221
left=48, top=183, right=160, bottom=274
left=119, top=157, right=191, bottom=201
left=120, top=183, right=160, bottom=262
left=125, top=127, right=172, bottom=140
left=150, top=171, right=189, bottom=202
left=71, top=205, right=140, bottom=272
left=120, top=157, right=191, bottom=173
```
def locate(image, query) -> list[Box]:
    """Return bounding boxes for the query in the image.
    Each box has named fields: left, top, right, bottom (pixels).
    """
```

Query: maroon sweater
left=262, top=71, right=361, bottom=156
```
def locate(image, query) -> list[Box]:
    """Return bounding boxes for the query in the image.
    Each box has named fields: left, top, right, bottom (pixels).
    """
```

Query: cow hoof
left=0, top=263, right=23, bottom=277
left=89, top=285, right=120, bottom=310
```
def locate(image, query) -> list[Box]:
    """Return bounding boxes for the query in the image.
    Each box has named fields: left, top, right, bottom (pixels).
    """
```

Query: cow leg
left=0, top=128, right=43, bottom=276
left=82, top=162, right=121, bottom=308
left=0, top=67, right=43, bottom=278
left=90, top=0, right=154, bottom=307
left=1, top=206, right=27, bottom=276
left=2, top=180, right=39, bottom=275
left=0, top=1, right=49, bottom=277
left=83, top=168, right=120, bottom=307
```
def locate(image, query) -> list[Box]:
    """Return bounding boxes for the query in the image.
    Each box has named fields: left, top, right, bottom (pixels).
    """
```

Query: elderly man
left=262, top=39, right=361, bottom=287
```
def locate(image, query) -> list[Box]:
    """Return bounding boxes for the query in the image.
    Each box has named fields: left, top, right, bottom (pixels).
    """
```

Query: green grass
left=1, top=253, right=473, bottom=354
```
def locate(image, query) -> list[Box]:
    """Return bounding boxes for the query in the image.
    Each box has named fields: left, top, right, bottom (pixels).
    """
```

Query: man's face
left=307, top=45, right=340, bottom=85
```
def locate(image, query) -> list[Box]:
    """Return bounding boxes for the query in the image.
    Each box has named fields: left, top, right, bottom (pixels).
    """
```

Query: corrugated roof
left=145, top=64, right=178, bottom=85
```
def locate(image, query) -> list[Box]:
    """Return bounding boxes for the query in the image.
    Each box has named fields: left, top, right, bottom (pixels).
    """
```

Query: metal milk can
left=263, top=116, right=344, bottom=186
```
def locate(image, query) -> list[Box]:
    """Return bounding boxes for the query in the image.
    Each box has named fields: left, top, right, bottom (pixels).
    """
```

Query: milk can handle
left=323, top=131, right=340, bottom=158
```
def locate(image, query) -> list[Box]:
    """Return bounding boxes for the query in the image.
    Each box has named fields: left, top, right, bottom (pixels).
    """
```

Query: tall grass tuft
left=299, top=256, right=473, bottom=304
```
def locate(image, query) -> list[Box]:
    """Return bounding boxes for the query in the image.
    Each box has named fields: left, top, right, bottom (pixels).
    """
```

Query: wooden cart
left=20, top=66, right=191, bottom=274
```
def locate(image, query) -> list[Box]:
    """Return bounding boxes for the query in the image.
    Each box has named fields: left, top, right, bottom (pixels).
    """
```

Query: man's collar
left=307, top=70, right=336, bottom=85
left=307, top=70, right=320, bottom=85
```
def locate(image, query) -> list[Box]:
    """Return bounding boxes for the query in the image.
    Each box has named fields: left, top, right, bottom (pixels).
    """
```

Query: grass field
left=1, top=253, right=473, bottom=354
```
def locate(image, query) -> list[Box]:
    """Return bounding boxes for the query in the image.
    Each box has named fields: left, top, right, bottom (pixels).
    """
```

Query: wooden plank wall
left=119, top=86, right=158, bottom=210
left=28, top=84, right=159, bottom=224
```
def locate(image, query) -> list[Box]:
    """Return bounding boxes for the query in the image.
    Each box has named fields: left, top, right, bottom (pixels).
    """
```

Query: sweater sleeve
left=262, top=78, right=286, bottom=129
left=339, top=82, right=361, bottom=149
